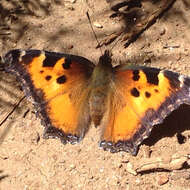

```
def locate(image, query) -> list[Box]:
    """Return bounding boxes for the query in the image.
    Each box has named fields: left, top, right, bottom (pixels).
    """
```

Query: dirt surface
left=0, top=0, right=190, bottom=189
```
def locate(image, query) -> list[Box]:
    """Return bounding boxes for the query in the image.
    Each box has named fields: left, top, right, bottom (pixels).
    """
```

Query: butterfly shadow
left=144, top=104, right=190, bottom=147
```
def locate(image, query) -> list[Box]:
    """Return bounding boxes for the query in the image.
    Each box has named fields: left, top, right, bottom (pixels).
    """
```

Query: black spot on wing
left=154, top=89, right=159, bottom=93
left=57, top=75, right=66, bottom=84
left=142, top=68, right=160, bottom=85
left=43, top=52, right=61, bottom=67
left=45, top=75, right=52, bottom=81
left=145, top=91, right=151, bottom=98
left=132, top=70, right=140, bottom=81
left=62, top=58, right=71, bottom=69
left=131, top=88, right=140, bottom=97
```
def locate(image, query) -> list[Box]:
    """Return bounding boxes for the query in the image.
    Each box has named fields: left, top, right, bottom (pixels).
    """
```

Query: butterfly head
left=98, top=50, right=112, bottom=68
left=90, top=50, right=113, bottom=88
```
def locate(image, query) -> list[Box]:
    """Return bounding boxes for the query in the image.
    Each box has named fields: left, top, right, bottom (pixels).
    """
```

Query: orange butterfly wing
left=4, top=49, right=95, bottom=143
left=100, top=66, right=190, bottom=155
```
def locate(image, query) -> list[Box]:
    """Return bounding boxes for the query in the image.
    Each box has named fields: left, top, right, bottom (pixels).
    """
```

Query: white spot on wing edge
left=18, top=50, right=26, bottom=62
left=41, top=50, right=45, bottom=56
left=168, top=104, right=174, bottom=110
left=179, top=75, right=185, bottom=88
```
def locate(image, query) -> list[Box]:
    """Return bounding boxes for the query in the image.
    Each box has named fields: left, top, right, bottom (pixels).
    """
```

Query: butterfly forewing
left=4, top=49, right=95, bottom=143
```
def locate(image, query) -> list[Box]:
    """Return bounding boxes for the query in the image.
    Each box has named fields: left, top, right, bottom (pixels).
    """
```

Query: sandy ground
left=0, top=0, right=190, bottom=189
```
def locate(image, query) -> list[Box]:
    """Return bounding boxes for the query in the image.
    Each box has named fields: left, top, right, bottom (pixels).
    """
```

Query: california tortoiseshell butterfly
left=3, top=49, right=190, bottom=155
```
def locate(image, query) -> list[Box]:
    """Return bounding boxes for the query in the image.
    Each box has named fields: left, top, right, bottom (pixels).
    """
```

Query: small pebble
left=160, top=28, right=166, bottom=35
left=157, top=174, right=169, bottom=185
left=70, top=164, right=76, bottom=170
left=93, top=22, right=103, bottom=28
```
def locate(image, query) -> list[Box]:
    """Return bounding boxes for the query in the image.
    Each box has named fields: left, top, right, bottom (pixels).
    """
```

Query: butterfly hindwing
left=4, top=49, right=95, bottom=143
left=100, top=65, right=190, bottom=155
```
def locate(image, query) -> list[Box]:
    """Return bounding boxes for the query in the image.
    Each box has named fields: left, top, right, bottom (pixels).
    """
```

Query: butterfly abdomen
left=89, top=87, right=109, bottom=126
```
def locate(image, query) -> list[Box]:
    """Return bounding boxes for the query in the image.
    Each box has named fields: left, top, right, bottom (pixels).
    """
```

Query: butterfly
left=2, top=49, right=190, bottom=155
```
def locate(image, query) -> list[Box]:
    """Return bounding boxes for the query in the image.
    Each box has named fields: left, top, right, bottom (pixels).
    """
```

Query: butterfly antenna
left=86, top=12, right=103, bottom=55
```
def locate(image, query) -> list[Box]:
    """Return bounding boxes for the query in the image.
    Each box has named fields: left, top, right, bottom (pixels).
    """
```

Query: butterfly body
left=3, top=49, right=190, bottom=155
left=89, top=50, right=114, bottom=126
